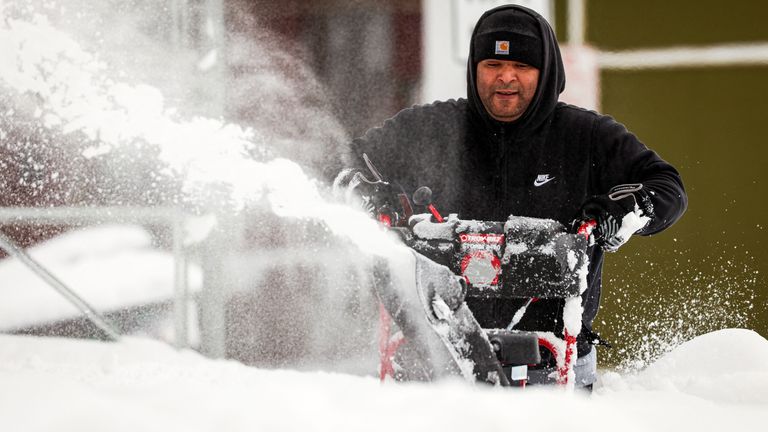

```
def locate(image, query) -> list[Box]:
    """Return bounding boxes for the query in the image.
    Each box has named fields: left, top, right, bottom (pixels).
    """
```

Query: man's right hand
left=333, top=168, right=402, bottom=220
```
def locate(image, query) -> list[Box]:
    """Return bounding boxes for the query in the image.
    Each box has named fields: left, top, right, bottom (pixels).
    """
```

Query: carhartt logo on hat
left=495, top=40, right=510, bottom=55
left=473, top=9, right=544, bottom=69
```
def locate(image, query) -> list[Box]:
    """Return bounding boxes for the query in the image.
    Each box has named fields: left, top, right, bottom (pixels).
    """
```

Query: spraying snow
left=0, top=2, right=402, bottom=251
left=0, top=0, right=407, bottom=375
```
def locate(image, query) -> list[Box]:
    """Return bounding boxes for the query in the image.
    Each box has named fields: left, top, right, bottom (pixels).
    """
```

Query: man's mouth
left=495, top=89, right=519, bottom=97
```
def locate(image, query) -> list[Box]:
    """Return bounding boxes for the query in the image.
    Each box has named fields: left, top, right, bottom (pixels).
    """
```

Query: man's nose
left=497, top=67, right=518, bottom=83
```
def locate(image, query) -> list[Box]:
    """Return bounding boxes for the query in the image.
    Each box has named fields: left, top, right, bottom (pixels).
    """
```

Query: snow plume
left=600, top=245, right=762, bottom=372
left=0, top=4, right=250, bottom=209
left=0, top=0, right=348, bottom=210
left=0, top=1, right=408, bottom=374
left=0, top=0, right=365, bottom=226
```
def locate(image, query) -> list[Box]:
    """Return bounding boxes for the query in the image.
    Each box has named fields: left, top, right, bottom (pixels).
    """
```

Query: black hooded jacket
left=342, top=5, right=687, bottom=354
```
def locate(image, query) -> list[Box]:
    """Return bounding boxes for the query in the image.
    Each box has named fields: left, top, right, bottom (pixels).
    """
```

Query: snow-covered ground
left=1, top=329, right=766, bottom=432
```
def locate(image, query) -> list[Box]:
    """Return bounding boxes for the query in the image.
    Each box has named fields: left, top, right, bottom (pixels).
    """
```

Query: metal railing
left=0, top=206, right=191, bottom=348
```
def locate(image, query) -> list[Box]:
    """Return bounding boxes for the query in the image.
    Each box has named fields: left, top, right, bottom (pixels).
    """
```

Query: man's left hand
left=579, top=184, right=655, bottom=252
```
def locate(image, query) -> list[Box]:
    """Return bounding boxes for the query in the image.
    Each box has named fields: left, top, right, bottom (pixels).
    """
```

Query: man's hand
left=579, top=184, right=655, bottom=252
left=332, top=167, right=405, bottom=226
left=333, top=168, right=384, bottom=213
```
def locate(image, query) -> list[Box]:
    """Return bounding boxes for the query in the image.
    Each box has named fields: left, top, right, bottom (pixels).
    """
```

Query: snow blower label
left=495, top=40, right=510, bottom=55
left=459, top=233, right=505, bottom=244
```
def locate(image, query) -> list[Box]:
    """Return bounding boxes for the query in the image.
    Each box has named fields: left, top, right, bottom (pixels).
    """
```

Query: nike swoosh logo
left=534, top=175, right=555, bottom=187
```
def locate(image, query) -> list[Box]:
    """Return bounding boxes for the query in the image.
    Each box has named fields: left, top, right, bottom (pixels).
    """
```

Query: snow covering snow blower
left=349, top=154, right=593, bottom=388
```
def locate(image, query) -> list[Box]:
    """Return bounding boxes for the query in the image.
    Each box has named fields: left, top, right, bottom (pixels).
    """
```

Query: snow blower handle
left=412, top=186, right=444, bottom=223
left=357, top=153, right=413, bottom=227
left=363, top=153, right=385, bottom=182
left=576, top=219, right=597, bottom=240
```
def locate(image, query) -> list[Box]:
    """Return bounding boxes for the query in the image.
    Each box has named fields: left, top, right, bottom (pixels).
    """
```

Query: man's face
left=476, top=59, right=539, bottom=122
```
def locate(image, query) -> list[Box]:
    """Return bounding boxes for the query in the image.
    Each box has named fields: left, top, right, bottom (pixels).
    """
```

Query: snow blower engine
left=350, top=154, right=594, bottom=387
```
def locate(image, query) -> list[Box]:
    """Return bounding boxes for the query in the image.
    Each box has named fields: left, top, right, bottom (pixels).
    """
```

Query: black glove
left=333, top=168, right=396, bottom=214
left=332, top=154, right=409, bottom=226
left=579, top=183, right=655, bottom=252
left=332, top=168, right=362, bottom=202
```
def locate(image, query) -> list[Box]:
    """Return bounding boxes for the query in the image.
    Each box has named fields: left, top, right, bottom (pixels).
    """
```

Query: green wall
left=559, top=1, right=768, bottom=367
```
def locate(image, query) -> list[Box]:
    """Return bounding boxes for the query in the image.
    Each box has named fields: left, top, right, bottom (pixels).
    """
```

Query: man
left=337, top=5, right=687, bottom=387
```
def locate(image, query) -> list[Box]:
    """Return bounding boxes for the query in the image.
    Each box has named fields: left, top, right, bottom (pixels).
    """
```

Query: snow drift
left=1, top=329, right=766, bottom=432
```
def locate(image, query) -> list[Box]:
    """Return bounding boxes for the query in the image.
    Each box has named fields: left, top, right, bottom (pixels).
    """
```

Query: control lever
left=413, top=186, right=444, bottom=223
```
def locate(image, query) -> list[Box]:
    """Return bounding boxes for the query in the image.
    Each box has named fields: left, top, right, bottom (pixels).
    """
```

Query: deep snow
left=0, top=329, right=766, bottom=432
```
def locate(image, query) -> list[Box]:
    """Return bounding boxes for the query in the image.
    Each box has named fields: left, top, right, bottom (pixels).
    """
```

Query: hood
left=466, top=4, right=565, bottom=136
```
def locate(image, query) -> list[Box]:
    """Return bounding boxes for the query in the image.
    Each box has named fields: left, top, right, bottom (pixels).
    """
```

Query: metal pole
left=170, top=0, right=180, bottom=48
left=205, top=0, right=226, bottom=117
left=0, top=231, right=121, bottom=341
left=199, top=229, right=227, bottom=359
left=172, top=214, right=189, bottom=348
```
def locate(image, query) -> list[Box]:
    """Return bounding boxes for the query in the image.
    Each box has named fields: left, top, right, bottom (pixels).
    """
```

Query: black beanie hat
left=472, top=8, right=542, bottom=69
